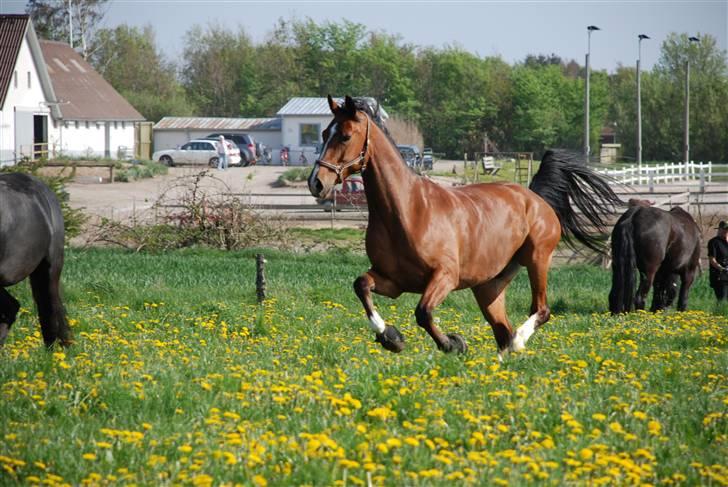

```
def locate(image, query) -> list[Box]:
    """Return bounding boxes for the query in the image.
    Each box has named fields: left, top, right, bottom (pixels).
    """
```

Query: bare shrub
left=87, top=170, right=290, bottom=251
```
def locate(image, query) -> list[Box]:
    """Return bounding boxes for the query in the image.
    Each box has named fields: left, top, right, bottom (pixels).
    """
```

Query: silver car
left=152, top=139, right=242, bottom=167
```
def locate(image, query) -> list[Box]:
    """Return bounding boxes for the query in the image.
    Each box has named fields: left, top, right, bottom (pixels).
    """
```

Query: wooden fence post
left=256, top=254, right=267, bottom=303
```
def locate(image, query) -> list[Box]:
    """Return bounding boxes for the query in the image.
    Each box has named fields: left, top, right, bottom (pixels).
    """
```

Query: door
left=14, top=109, right=34, bottom=162
left=33, top=115, right=48, bottom=159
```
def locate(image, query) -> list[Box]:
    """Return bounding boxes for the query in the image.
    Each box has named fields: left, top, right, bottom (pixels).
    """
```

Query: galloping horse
left=0, top=173, right=71, bottom=347
left=308, top=96, right=621, bottom=358
left=609, top=205, right=701, bottom=314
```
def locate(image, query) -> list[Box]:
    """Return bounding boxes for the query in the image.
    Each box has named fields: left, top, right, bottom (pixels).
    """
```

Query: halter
left=315, top=114, right=371, bottom=183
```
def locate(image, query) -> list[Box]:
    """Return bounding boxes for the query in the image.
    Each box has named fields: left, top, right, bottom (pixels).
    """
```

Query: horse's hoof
left=445, top=333, right=468, bottom=354
left=375, top=325, right=405, bottom=353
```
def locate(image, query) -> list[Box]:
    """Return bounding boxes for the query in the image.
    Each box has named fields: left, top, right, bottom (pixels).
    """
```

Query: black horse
left=609, top=205, right=701, bottom=314
left=0, top=173, right=71, bottom=347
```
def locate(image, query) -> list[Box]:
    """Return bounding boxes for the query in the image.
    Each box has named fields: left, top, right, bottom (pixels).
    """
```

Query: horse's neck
left=362, top=127, right=420, bottom=224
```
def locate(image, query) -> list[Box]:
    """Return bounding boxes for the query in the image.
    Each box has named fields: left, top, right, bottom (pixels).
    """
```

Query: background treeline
left=29, top=2, right=728, bottom=161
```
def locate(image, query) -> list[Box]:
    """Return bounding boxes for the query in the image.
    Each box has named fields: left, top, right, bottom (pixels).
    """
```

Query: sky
left=1, top=0, right=726, bottom=72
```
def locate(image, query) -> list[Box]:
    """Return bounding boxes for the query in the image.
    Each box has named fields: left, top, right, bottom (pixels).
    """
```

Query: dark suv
left=206, top=133, right=257, bottom=166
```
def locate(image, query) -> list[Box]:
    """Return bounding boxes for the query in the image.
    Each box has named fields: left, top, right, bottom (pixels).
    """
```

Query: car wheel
left=209, top=157, right=219, bottom=168
left=241, top=155, right=250, bottom=167
left=160, top=155, right=174, bottom=167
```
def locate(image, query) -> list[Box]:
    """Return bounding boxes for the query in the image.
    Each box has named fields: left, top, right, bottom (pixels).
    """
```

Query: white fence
left=596, top=161, right=716, bottom=189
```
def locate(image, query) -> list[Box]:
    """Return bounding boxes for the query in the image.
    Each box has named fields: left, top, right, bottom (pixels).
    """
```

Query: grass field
left=1, top=248, right=726, bottom=486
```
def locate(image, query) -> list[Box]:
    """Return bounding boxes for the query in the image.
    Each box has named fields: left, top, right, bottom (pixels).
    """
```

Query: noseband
left=315, top=115, right=371, bottom=182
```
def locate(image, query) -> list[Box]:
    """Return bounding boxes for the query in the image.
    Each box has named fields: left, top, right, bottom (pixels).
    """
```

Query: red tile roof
left=0, top=15, right=29, bottom=108
left=40, top=40, right=144, bottom=121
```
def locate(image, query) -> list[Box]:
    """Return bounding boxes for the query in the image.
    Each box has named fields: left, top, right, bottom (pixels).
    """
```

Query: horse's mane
left=351, top=97, right=392, bottom=139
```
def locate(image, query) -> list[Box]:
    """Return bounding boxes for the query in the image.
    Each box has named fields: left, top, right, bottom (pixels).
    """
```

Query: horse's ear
left=344, top=95, right=357, bottom=115
left=327, top=94, right=338, bottom=114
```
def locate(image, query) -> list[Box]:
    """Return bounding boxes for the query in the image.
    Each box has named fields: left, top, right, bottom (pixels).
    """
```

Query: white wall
left=281, top=115, right=331, bottom=150
left=0, top=32, right=52, bottom=164
left=53, top=120, right=135, bottom=159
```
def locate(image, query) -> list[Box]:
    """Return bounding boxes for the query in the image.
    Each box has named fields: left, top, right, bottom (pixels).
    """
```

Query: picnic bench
left=481, top=156, right=500, bottom=176
left=43, top=160, right=117, bottom=183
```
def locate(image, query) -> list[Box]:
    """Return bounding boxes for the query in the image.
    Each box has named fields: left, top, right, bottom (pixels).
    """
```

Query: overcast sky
left=2, top=1, right=726, bottom=72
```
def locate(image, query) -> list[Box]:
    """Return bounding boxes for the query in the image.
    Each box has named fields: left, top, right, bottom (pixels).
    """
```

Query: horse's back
left=0, top=173, right=64, bottom=285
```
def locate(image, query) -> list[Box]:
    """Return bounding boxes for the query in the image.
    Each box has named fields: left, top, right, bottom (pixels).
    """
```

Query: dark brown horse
left=0, top=173, right=71, bottom=347
left=609, top=205, right=701, bottom=314
left=308, top=96, right=621, bottom=358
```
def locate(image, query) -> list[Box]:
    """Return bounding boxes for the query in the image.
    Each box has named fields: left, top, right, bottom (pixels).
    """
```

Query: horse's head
left=308, top=95, right=371, bottom=199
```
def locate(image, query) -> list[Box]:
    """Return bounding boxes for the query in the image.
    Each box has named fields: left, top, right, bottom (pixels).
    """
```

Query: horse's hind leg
left=30, top=259, right=72, bottom=348
left=513, top=251, right=553, bottom=352
left=354, top=270, right=404, bottom=353
left=676, top=268, right=697, bottom=311
left=472, top=260, right=520, bottom=359
left=635, top=269, right=655, bottom=311
left=0, top=288, right=21, bottom=346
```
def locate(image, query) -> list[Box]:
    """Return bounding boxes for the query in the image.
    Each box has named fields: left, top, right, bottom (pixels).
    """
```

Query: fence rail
left=595, top=161, right=727, bottom=191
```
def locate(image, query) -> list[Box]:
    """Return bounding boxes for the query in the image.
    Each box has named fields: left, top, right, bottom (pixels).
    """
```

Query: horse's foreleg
left=30, top=260, right=72, bottom=348
left=353, top=271, right=404, bottom=353
left=0, top=288, right=21, bottom=346
left=415, top=269, right=465, bottom=353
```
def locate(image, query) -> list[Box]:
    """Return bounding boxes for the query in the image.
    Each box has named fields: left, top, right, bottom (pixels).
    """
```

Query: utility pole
left=636, top=34, right=649, bottom=168
left=683, top=36, right=700, bottom=164
left=584, top=25, right=600, bottom=164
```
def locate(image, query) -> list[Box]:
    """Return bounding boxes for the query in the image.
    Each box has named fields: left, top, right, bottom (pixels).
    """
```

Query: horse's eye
left=341, top=134, right=352, bottom=142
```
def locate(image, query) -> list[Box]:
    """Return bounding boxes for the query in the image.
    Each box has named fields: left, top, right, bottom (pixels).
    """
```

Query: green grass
left=1, top=248, right=725, bottom=486
left=274, top=168, right=311, bottom=187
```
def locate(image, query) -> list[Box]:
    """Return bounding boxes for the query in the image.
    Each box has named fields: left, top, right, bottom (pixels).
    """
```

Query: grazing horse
left=0, top=173, right=71, bottom=347
left=609, top=205, right=701, bottom=314
left=308, top=96, right=621, bottom=358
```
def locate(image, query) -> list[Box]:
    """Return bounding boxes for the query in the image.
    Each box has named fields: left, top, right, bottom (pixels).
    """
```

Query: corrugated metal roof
left=277, top=96, right=389, bottom=118
left=0, top=15, right=29, bottom=108
left=154, top=117, right=281, bottom=131
left=39, top=40, right=144, bottom=121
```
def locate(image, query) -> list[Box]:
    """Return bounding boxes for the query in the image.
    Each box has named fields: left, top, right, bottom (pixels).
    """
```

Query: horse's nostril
left=315, top=179, right=324, bottom=195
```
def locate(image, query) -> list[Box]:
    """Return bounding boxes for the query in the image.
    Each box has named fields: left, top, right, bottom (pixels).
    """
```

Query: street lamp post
left=584, top=25, right=600, bottom=164
left=684, top=36, right=700, bottom=164
left=636, top=34, right=649, bottom=171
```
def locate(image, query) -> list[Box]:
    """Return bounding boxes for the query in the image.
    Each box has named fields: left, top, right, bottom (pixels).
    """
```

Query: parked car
left=422, top=147, right=434, bottom=170
left=206, top=133, right=257, bottom=166
left=316, top=174, right=366, bottom=211
left=152, top=139, right=241, bottom=167
left=397, top=144, right=422, bottom=168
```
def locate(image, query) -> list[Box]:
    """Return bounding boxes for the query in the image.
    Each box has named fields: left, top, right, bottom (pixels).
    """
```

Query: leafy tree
left=90, top=25, right=194, bottom=122
left=26, top=0, right=109, bottom=59
left=180, top=24, right=257, bottom=117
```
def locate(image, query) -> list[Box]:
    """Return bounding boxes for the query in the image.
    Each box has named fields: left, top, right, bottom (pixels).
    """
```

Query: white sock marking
left=369, top=311, right=386, bottom=334
left=511, top=313, right=538, bottom=352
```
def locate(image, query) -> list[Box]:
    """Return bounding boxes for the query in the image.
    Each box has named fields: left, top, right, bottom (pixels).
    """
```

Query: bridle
left=315, top=114, right=371, bottom=183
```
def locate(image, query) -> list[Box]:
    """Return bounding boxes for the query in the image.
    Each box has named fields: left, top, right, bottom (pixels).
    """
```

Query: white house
left=0, top=14, right=59, bottom=165
left=40, top=40, right=144, bottom=159
left=0, top=14, right=144, bottom=165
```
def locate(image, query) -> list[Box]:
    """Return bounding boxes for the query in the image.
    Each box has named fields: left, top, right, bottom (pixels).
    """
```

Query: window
left=27, top=71, right=31, bottom=88
left=299, top=123, right=320, bottom=146
left=181, top=143, right=192, bottom=150
left=13, top=71, right=17, bottom=88
left=74, top=121, right=79, bottom=129
left=85, top=121, right=90, bottom=129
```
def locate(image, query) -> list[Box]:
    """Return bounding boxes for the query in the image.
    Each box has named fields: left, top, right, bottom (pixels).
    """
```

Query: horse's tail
left=529, top=150, right=623, bottom=254
left=608, top=210, right=637, bottom=314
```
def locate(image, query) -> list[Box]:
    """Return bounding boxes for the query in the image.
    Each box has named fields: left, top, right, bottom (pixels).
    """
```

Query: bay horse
left=308, top=96, right=621, bottom=358
left=0, top=173, right=71, bottom=347
left=609, top=205, right=701, bottom=314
